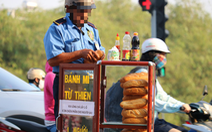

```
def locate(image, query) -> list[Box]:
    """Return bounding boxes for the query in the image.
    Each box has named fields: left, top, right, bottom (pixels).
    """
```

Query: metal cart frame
left=57, top=61, right=155, bottom=132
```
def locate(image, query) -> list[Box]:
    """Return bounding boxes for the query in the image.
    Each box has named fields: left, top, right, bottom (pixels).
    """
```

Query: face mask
left=38, top=79, right=44, bottom=89
left=153, top=54, right=167, bottom=69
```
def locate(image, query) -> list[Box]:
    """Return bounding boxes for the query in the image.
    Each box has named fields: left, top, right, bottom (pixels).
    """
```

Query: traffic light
left=155, top=0, right=169, bottom=42
left=139, top=0, right=153, bottom=12
left=139, top=0, right=169, bottom=42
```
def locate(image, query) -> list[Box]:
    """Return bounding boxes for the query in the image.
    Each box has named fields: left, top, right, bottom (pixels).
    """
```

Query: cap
left=116, top=33, right=120, bottom=40
left=65, top=0, right=96, bottom=10
left=125, top=31, right=130, bottom=34
left=133, top=32, right=138, bottom=36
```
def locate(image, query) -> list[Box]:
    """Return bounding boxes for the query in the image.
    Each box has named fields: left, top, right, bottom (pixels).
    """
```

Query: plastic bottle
left=122, top=31, right=131, bottom=61
left=130, top=32, right=140, bottom=61
left=115, top=33, right=121, bottom=60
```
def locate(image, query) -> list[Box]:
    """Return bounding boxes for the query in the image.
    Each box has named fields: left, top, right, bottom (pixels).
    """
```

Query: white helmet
left=27, top=68, right=45, bottom=80
left=141, top=38, right=170, bottom=54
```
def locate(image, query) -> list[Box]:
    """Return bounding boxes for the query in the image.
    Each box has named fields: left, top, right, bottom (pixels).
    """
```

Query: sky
left=0, top=0, right=62, bottom=9
left=0, top=0, right=211, bottom=14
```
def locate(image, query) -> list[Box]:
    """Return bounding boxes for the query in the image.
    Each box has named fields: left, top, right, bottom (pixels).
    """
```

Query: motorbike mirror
left=210, top=99, right=212, bottom=105
left=203, top=85, right=208, bottom=96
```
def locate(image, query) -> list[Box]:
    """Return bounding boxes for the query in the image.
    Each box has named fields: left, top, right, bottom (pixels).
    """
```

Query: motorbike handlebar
left=180, top=106, right=185, bottom=111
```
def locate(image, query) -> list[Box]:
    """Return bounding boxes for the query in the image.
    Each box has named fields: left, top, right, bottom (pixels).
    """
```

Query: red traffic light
left=139, top=0, right=152, bottom=11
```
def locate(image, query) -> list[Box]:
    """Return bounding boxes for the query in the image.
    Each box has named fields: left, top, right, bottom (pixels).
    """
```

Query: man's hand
left=83, top=50, right=105, bottom=63
left=96, top=50, right=105, bottom=60
left=181, top=104, right=191, bottom=113
left=81, top=49, right=99, bottom=63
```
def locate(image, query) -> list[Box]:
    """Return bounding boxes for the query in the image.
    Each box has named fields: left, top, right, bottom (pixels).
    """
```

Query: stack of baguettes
left=119, top=72, right=148, bottom=132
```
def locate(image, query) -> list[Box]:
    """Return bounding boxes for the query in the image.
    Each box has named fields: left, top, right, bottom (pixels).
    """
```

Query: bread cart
left=56, top=61, right=156, bottom=132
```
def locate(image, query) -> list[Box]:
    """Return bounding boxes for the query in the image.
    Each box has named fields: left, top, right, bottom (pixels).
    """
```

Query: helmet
left=141, top=38, right=170, bottom=54
left=27, top=68, right=45, bottom=80
left=65, top=0, right=96, bottom=9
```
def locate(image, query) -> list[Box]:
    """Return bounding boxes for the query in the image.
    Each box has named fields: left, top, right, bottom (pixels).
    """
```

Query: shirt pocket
left=85, top=38, right=96, bottom=50
left=65, top=38, right=80, bottom=52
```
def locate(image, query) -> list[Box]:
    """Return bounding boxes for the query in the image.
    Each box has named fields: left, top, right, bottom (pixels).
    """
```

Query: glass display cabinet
left=57, top=61, right=155, bottom=132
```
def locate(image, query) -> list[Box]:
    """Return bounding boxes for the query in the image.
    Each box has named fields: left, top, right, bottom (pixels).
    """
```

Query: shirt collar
left=29, top=83, right=40, bottom=91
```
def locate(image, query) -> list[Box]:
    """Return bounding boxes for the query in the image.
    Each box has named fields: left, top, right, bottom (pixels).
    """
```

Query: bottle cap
left=133, top=32, right=138, bottom=36
left=116, top=33, right=120, bottom=40
left=125, top=31, right=130, bottom=34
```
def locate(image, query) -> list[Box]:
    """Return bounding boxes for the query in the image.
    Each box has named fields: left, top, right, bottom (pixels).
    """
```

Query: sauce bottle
left=130, top=32, right=140, bottom=61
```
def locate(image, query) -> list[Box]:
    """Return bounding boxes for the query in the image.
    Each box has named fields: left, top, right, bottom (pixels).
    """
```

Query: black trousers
left=154, top=118, right=188, bottom=132
left=53, top=76, right=59, bottom=119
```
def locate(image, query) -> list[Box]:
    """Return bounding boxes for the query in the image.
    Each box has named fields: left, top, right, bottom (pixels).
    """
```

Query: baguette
left=120, top=72, right=148, bottom=83
left=121, top=79, right=148, bottom=88
left=121, top=129, right=147, bottom=132
left=121, top=108, right=147, bottom=118
left=120, top=98, right=147, bottom=109
left=122, top=95, right=148, bottom=101
left=123, top=87, right=147, bottom=96
left=122, top=117, right=147, bottom=124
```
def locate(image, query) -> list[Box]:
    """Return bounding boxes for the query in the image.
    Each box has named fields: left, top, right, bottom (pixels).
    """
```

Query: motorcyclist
left=27, top=68, right=46, bottom=90
left=105, top=38, right=191, bottom=132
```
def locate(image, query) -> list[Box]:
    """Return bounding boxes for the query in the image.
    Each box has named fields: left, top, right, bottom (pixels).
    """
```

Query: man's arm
left=48, top=49, right=99, bottom=67
left=155, top=79, right=191, bottom=113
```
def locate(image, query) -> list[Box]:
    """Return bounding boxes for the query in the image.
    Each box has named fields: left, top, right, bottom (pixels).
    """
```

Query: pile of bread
left=119, top=72, right=148, bottom=132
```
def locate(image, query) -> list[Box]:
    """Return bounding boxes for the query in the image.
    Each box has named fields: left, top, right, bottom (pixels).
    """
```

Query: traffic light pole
left=151, top=9, right=157, bottom=38
left=139, top=0, right=168, bottom=77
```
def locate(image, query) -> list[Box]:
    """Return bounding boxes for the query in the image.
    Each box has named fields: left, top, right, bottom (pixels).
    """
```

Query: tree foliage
left=0, top=8, right=65, bottom=80
left=0, top=0, right=212, bottom=127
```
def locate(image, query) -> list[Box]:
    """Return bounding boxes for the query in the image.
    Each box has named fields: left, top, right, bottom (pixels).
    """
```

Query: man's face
left=72, top=8, right=92, bottom=27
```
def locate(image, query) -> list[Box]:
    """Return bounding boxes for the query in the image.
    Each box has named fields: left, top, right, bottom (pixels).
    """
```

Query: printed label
left=107, top=50, right=119, bottom=61
left=115, top=45, right=121, bottom=60
left=122, top=50, right=130, bottom=61
left=130, top=49, right=140, bottom=61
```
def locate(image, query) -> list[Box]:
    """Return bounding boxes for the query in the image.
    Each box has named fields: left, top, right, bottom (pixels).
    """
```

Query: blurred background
left=0, top=0, right=212, bottom=128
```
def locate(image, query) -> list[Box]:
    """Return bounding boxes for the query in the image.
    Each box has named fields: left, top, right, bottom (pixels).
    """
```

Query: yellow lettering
left=69, top=75, right=73, bottom=83
left=77, top=128, right=80, bottom=132
left=74, top=90, right=92, bottom=101
left=65, top=75, right=68, bottom=83
left=75, top=91, right=79, bottom=100
left=79, top=91, right=83, bottom=100
left=87, top=92, right=91, bottom=101
left=65, top=75, right=81, bottom=84
left=83, top=75, right=89, bottom=84
left=77, top=75, right=80, bottom=83
left=64, top=90, right=73, bottom=100
left=72, top=75, right=80, bottom=84
left=73, top=126, right=88, bottom=132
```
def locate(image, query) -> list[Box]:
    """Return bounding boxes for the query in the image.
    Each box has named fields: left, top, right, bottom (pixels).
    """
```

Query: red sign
left=142, top=0, right=152, bottom=10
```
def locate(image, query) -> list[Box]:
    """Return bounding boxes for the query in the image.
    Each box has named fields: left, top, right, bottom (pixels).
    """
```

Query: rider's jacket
left=135, top=68, right=185, bottom=121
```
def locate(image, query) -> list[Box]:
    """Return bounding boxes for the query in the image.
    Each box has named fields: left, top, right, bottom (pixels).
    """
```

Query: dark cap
left=65, top=0, right=96, bottom=9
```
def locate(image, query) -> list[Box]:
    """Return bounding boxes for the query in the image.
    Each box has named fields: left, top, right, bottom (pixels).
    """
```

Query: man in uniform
left=43, top=0, right=105, bottom=120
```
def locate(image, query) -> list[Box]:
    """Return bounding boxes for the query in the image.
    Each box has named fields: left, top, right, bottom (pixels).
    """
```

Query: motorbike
left=182, top=85, right=212, bottom=132
left=0, top=117, right=49, bottom=132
